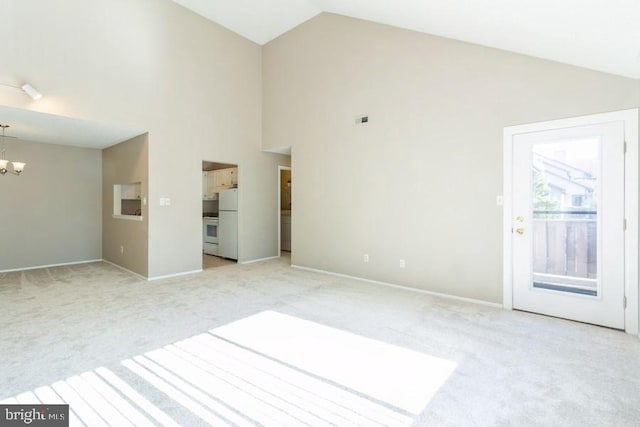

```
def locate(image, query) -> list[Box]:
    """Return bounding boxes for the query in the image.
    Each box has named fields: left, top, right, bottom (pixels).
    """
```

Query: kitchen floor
left=202, top=254, right=236, bottom=269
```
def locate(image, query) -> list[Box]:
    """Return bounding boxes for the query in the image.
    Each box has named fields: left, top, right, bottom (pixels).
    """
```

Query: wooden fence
left=532, top=219, right=597, bottom=279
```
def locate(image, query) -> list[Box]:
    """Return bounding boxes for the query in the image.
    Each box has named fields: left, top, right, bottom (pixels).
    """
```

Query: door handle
left=515, top=228, right=524, bottom=235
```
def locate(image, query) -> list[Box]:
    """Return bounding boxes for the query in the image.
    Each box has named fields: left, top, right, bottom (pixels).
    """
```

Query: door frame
left=277, top=165, right=292, bottom=256
left=503, top=109, right=639, bottom=335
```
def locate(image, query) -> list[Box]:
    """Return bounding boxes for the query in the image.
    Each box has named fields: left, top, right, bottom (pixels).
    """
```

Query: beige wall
left=263, top=13, right=640, bottom=303
left=3, top=3, right=636, bottom=287
left=1, top=0, right=289, bottom=277
left=103, top=134, right=148, bottom=276
left=0, top=139, right=102, bottom=270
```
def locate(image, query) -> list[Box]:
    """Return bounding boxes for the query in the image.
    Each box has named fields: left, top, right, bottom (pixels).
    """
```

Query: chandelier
left=0, top=124, right=26, bottom=175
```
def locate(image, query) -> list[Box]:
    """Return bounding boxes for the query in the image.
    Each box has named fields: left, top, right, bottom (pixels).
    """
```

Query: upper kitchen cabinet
left=229, top=167, right=238, bottom=186
left=213, top=167, right=238, bottom=190
left=121, top=182, right=141, bottom=200
left=202, top=171, right=219, bottom=200
left=202, top=161, right=238, bottom=199
left=202, top=167, right=237, bottom=199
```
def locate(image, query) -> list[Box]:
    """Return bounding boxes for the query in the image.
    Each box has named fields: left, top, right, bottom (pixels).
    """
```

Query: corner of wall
left=102, top=133, right=149, bottom=277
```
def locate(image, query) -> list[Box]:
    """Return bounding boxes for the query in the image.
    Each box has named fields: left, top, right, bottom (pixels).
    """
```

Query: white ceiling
left=0, top=105, right=143, bottom=149
left=173, top=0, right=640, bottom=79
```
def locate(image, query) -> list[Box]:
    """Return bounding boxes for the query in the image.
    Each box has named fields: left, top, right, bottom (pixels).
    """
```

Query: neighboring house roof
left=534, top=153, right=595, bottom=194
left=535, top=152, right=594, bottom=179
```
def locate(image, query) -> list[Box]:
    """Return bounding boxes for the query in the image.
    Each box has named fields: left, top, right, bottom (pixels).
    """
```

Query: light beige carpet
left=1, top=259, right=639, bottom=426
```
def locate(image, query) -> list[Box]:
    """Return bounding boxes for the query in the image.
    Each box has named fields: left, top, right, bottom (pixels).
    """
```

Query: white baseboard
left=102, top=260, right=147, bottom=280
left=291, top=264, right=502, bottom=308
left=148, top=269, right=203, bottom=281
left=240, top=256, right=279, bottom=265
left=0, top=259, right=103, bottom=273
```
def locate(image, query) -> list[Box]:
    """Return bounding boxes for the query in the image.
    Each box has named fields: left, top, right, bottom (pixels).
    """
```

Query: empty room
left=1, top=0, right=639, bottom=425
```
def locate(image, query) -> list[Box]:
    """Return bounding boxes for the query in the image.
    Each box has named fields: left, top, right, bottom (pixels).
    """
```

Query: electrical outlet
left=363, top=254, right=369, bottom=263
left=399, top=259, right=406, bottom=268
left=120, top=245, right=124, bottom=254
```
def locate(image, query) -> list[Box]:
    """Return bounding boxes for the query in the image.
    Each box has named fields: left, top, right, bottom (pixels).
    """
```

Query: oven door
left=204, top=220, right=219, bottom=244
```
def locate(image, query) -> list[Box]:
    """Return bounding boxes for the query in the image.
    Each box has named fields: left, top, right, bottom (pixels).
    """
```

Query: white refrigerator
left=219, top=189, right=238, bottom=260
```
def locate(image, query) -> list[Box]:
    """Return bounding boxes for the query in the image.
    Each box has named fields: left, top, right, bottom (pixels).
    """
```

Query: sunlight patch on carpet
left=212, top=311, right=457, bottom=416
left=1, top=311, right=456, bottom=425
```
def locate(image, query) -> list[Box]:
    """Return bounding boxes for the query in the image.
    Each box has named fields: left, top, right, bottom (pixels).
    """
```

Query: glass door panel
left=531, top=138, right=599, bottom=296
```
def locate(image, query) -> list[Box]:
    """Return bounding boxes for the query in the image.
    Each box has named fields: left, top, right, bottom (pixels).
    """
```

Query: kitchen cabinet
left=212, top=170, right=222, bottom=188
left=203, top=167, right=238, bottom=198
left=202, top=172, right=219, bottom=200
left=121, top=183, right=141, bottom=200
left=212, top=167, right=238, bottom=191
left=229, top=167, right=238, bottom=186
left=207, top=172, right=220, bottom=200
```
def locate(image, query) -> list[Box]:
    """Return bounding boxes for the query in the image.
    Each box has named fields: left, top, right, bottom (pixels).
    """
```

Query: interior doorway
left=503, top=109, right=639, bottom=333
left=202, top=160, right=239, bottom=270
left=278, top=166, right=292, bottom=260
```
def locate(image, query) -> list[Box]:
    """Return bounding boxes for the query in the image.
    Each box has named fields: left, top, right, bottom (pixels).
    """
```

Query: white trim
left=503, top=125, right=514, bottom=310
left=292, top=265, right=502, bottom=308
left=623, top=110, right=639, bottom=337
left=101, top=259, right=147, bottom=280
left=0, top=259, right=103, bottom=273
left=148, top=269, right=203, bottom=281
left=240, top=256, right=280, bottom=265
left=112, top=214, right=143, bottom=221
left=503, top=108, right=639, bottom=335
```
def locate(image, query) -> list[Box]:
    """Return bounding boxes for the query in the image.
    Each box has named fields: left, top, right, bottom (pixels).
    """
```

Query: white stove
left=203, top=217, right=219, bottom=255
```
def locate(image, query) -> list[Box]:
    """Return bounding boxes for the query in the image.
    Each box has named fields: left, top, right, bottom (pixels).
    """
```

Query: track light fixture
left=0, top=82, right=43, bottom=100
left=20, top=83, right=42, bottom=100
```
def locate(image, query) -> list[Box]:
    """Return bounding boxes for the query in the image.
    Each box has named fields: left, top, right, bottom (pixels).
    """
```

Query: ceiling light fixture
left=20, top=83, right=42, bottom=100
left=0, top=124, right=26, bottom=176
left=0, top=82, right=43, bottom=100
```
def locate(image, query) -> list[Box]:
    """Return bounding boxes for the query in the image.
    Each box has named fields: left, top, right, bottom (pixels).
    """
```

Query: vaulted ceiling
left=172, top=0, right=640, bottom=79
left=3, top=1, right=638, bottom=149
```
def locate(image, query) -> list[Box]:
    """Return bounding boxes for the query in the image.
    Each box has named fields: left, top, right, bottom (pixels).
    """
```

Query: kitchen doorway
left=202, top=160, right=239, bottom=270
left=278, top=166, right=292, bottom=260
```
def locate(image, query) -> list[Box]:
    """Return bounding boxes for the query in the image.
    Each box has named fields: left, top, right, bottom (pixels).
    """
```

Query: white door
left=511, top=121, right=625, bottom=328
